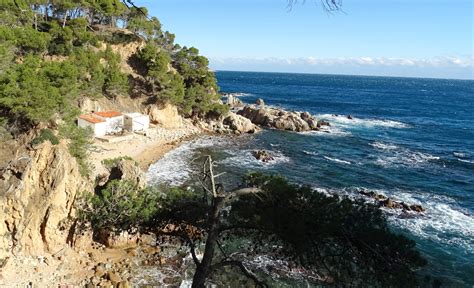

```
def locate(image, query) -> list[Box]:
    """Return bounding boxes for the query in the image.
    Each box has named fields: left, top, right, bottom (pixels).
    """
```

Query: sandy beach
left=89, top=123, right=203, bottom=175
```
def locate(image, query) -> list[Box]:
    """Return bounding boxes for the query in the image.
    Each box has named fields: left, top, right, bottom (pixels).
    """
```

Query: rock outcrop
left=238, top=105, right=327, bottom=132
left=222, top=112, right=259, bottom=134
left=252, top=150, right=274, bottom=162
left=97, top=158, right=147, bottom=191
left=225, top=94, right=244, bottom=108
left=0, top=142, right=90, bottom=260
left=199, top=111, right=259, bottom=135
left=358, top=190, right=425, bottom=213
left=145, top=103, right=183, bottom=129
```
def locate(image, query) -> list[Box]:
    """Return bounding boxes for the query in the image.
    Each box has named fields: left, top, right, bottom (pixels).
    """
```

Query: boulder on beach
left=237, top=105, right=324, bottom=132
left=252, top=150, right=274, bottom=162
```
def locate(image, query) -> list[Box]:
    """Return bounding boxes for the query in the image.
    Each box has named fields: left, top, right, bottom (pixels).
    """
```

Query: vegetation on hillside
left=0, top=0, right=226, bottom=165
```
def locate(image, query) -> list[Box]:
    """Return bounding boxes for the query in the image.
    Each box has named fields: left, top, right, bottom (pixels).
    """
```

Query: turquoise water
left=148, top=71, right=474, bottom=286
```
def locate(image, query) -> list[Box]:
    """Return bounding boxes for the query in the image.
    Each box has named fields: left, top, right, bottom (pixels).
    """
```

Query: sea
left=147, top=71, right=474, bottom=286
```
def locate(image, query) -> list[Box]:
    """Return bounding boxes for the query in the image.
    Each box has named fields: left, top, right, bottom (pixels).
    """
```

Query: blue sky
left=136, top=0, right=473, bottom=79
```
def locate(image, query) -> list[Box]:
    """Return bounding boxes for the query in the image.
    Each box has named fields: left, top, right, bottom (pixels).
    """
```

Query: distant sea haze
left=148, top=71, right=474, bottom=286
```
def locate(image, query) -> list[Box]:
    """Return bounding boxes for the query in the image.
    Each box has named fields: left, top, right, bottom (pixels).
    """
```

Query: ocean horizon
left=213, top=69, right=474, bottom=82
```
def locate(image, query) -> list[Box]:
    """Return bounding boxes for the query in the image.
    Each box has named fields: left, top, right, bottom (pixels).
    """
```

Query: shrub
left=78, top=180, right=160, bottom=232
left=59, top=124, right=93, bottom=176
left=31, top=129, right=59, bottom=146
left=101, top=156, right=135, bottom=169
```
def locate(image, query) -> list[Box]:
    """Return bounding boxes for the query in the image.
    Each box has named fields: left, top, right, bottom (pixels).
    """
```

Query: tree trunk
left=191, top=196, right=225, bottom=288
left=62, top=11, right=67, bottom=28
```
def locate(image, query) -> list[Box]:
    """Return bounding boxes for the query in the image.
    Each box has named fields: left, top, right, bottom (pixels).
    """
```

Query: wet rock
left=409, top=204, right=425, bottom=213
left=255, top=98, right=265, bottom=106
left=358, top=190, right=425, bottom=213
left=347, top=115, right=353, bottom=120
left=252, top=150, right=274, bottom=162
left=317, top=120, right=330, bottom=127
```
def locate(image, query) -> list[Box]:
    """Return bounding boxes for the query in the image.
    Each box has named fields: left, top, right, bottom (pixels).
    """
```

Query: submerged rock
left=358, top=190, right=425, bottom=213
left=252, top=150, right=274, bottom=162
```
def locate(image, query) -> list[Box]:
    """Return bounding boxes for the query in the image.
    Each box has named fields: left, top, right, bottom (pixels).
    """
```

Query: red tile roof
left=94, top=111, right=122, bottom=118
left=79, top=115, right=105, bottom=124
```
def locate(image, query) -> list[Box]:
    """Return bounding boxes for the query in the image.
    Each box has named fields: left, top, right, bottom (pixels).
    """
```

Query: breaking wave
left=317, top=114, right=409, bottom=129
left=323, top=156, right=351, bottom=165
left=147, top=137, right=226, bottom=187
left=217, top=149, right=290, bottom=168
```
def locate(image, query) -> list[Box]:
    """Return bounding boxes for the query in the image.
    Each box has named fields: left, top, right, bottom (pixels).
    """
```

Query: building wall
left=124, top=115, right=149, bottom=132
left=104, top=116, right=124, bottom=134
left=77, top=119, right=107, bottom=137
left=94, top=122, right=107, bottom=137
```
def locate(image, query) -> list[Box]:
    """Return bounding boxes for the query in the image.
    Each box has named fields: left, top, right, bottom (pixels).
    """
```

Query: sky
left=135, top=0, right=473, bottom=79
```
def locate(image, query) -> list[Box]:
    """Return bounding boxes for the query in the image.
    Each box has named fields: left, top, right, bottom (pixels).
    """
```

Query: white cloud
left=210, top=56, right=474, bottom=68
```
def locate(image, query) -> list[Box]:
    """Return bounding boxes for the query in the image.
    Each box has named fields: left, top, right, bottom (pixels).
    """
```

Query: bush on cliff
left=79, top=179, right=159, bottom=232
left=31, top=129, right=59, bottom=146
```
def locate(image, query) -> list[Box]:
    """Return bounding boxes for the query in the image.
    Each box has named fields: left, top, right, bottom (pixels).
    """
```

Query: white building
left=93, top=111, right=124, bottom=134
left=78, top=114, right=107, bottom=137
left=124, top=112, right=150, bottom=132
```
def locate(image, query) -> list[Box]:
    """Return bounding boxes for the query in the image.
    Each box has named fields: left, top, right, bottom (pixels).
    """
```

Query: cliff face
left=0, top=141, right=89, bottom=260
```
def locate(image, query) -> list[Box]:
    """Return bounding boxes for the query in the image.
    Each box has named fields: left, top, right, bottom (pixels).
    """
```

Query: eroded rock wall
left=0, top=141, right=90, bottom=259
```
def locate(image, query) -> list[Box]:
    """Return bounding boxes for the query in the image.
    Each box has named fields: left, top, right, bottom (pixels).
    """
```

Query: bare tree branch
left=211, top=260, right=268, bottom=288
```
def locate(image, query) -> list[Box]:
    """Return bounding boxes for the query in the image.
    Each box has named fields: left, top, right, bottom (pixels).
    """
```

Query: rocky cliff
left=0, top=141, right=90, bottom=260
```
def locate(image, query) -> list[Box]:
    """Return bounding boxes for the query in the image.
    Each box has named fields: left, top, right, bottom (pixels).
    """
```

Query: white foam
left=303, top=150, right=318, bottom=156
left=375, top=149, right=440, bottom=168
left=300, top=126, right=352, bottom=137
left=388, top=191, right=474, bottom=253
left=323, top=156, right=351, bottom=165
left=370, top=141, right=399, bottom=151
left=453, top=152, right=466, bottom=158
left=317, top=114, right=409, bottom=129
left=147, top=137, right=227, bottom=187
left=346, top=187, right=474, bottom=253
left=458, top=158, right=474, bottom=164
left=217, top=149, right=290, bottom=168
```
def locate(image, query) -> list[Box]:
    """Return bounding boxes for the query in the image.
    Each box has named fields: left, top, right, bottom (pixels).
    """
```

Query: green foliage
left=172, top=47, right=223, bottom=116
left=0, top=43, right=16, bottom=74
left=101, top=156, right=135, bottom=169
left=103, top=46, right=129, bottom=98
left=0, top=26, right=51, bottom=54
left=59, top=123, right=93, bottom=176
left=48, top=21, right=74, bottom=55
left=71, top=49, right=105, bottom=98
left=136, top=43, right=185, bottom=105
left=31, top=129, right=59, bottom=145
left=230, top=173, right=427, bottom=286
left=78, top=179, right=159, bottom=232
left=0, top=55, right=72, bottom=123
